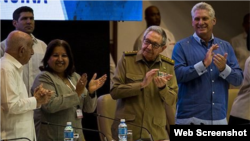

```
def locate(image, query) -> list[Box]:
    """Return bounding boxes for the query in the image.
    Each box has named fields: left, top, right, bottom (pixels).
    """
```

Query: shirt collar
left=4, top=53, right=23, bottom=70
left=30, top=34, right=38, bottom=43
left=193, top=32, right=214, bottom=45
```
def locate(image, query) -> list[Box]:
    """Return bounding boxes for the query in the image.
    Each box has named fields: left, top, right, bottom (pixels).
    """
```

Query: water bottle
left=118, top=119, right=127, bottom=141
left=64, top=122, right=74, bottom=141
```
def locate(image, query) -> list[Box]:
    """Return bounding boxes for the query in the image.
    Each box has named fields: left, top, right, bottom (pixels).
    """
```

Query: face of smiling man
left=192, top=9, right=216, bottom=42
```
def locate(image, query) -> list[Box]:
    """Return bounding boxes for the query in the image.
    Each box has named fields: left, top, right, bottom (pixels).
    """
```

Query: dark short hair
left=13, top=6, right=33, bottom=20
left=41, top=39, right=75, bottom=77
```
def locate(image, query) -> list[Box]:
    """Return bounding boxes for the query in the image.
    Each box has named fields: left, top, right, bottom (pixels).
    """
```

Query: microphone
left=41, top=121, right=108, bottom=141
left=94, top=113, right=154, bottom=141
left=1, top=137, right=31, bottom=141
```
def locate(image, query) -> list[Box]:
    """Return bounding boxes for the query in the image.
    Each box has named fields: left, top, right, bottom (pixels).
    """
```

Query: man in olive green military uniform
left=110, top=26, right=178, bottom=141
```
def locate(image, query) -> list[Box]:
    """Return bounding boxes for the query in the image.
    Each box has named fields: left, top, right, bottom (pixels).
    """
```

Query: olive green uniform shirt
left=111, top=51, right=178, bottom=141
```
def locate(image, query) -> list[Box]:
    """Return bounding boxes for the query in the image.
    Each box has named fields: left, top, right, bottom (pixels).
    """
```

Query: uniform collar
left=136, top=50, right=161, bottom=63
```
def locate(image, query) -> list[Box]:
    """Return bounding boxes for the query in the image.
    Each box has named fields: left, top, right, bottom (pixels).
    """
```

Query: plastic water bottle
left=118, top=119, right=127, bottom=141
left=64, top=122, right=74, bottom=141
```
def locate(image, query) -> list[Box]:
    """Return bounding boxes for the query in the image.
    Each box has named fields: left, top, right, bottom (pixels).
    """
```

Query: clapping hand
left=203, top=44, right=219, bottom=67
left=88, top=73, right=107, bottom=94
left=154, top=74, right=173, bottom=89
left=76, top=73, right=88, bottom=96
left=34, top=83, right=54, bottom=107
left=213, top=53, right=228, bottom=72
left=140, top=69, right=159, bottom=89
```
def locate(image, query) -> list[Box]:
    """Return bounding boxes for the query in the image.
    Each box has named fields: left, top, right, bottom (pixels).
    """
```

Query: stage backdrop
left=0, top=0, right=142, bottom=21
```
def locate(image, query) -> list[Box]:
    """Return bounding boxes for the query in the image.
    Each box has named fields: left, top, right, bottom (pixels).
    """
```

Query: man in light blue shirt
left=172, top=2, right=243, bottom=125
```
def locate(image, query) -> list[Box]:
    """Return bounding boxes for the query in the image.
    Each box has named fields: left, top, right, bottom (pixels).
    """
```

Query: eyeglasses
left=143, top=39, right=162, bottom=49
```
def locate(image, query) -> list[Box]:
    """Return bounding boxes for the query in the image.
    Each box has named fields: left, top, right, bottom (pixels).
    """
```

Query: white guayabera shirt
left=1, top=53, right=37, bottom=141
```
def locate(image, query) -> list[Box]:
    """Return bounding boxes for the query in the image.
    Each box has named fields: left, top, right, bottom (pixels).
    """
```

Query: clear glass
left=127, top=130, right=133, bottom=141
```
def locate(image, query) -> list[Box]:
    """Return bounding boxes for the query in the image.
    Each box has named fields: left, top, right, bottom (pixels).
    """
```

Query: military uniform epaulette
left=160, top=54, right=175, bottom=65
left=124, top=51, right=138, bottom=56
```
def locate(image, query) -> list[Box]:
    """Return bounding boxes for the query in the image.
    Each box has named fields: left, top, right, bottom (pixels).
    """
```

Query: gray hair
left=191, top=2, right=215, bottom=19
left=143, top=25, right=167, bottom=46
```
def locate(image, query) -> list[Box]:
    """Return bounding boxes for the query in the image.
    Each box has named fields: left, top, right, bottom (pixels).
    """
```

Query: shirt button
left=213, top=91, right=215, bottom=94
left=212, top=103, right=215, bottom=105
left=212, top=80, right=214, bottom=82
left=210, top=69, right=213, bottom=71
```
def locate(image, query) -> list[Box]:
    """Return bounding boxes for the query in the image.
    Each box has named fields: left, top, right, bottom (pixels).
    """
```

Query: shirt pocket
left=125, top=73, right=143, bottom=83
left=153, top=116, right=166, bottom=127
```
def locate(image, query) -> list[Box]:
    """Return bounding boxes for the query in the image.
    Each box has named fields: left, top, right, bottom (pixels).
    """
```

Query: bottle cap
left=120, top=119, right=125, bottom=122
left=67, top=122, right=72, bottom=125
